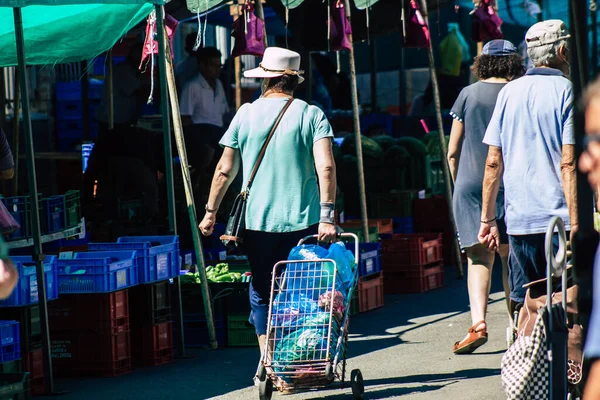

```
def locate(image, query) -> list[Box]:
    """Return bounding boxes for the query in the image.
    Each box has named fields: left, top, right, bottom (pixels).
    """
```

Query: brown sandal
left=453, top=320, right=488, bottom=355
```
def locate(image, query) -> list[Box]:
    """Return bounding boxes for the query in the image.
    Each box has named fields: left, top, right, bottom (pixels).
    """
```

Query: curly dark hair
left=472, top=54, right=526, bottom=80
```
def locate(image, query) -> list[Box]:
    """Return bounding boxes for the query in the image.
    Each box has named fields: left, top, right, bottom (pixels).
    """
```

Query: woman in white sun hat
left=199, top=47, right=338, bottom=354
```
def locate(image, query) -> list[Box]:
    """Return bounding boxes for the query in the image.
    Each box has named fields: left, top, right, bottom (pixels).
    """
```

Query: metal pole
left=11, top=69, right=20, bottom=196
left=254, top=0, right=269, bottom=47
left=234, top=57, right=242, bottom=110
left=155, top=5, right=183, bottom=356
left=161, top=21, right=217, bottom=349
left=344, top=0, right=370, bottom=244
left=81, top=60, right=90, bottom=141
left=107, top=50, right=114, bottom=130
left=13, top=7, right=54, bottom=394
left=421, top=0, right=464, bottom=278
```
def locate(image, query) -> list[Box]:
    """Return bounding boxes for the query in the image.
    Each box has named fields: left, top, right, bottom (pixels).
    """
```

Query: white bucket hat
left=243, top=47, right=305, bottom=84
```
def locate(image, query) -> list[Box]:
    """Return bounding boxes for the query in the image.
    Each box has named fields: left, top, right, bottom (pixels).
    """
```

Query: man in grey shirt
left=478, top=20, right=578, bottom=309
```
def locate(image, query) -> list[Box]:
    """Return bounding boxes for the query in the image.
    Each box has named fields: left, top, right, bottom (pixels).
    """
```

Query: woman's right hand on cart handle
left=318, top=222, right=337, bottom=244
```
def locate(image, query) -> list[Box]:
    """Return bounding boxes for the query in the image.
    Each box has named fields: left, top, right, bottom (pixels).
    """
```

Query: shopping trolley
left=256, top=233, right=364, bottom=400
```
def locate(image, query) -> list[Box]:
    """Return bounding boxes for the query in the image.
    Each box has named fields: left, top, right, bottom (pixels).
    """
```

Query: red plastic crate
left=22, top=348, right=43, bottom=379
left=132, top=321, right=173, bottom=366
left=48, top=290, right=129, bottom=335
left=129, top=281, right=171, bottom=326
left=357, top=272, right=384, bottom=313
left=51, top=329, right=131, bottom=376
left=31, top=376, right=46, bottom=396
left=384, top=263, right=444, bottom=294
left=381, top=233, right=443, bottom=266
left=413, top=196, right=449, bottom=231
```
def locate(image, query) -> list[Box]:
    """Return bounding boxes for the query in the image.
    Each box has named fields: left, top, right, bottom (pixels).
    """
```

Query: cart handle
left=545, top=216, right=568, bottom=315
left=298, top=233, right=360, bottom=265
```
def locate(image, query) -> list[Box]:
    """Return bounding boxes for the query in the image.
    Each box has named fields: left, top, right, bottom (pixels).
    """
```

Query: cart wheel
left=351, top=369, right=364, bottom=399
left=257, top=364, right=266, bottom=381
left=259, top=378, right=273, bottom=400
left=325, top=363, right=334, bottom=381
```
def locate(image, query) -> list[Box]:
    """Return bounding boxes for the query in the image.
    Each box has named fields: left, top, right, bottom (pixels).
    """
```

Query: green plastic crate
left=341, top=226, right=379, bottom=243
left=64, top=190, right=81, bottom=228
left=227, top=314, right=258, bottom=347
left=425, top=156, right=445, bottom=196
left=0, top=372, right=30, bottom=400
left=368, top=191, right=418, bottom=218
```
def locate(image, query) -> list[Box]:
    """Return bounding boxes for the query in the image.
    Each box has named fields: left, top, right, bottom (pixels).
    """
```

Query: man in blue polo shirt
left=478, top=20, right=578, bottom=313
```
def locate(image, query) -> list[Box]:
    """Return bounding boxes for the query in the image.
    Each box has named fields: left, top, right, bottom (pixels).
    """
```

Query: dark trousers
left=245, top=225, right=318, bottom=335
left=508, top=232, right=567, bottom=303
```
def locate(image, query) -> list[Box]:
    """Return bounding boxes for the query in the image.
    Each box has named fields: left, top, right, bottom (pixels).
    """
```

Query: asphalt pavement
left=40, top=261, right=510, bottom=400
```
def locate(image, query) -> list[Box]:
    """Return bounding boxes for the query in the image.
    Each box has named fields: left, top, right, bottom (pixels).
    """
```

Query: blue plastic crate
left=56, top=80, right=103, bottom=102
left=0, top=322, right=19, bottom=346
left=2, top=197, right=29, bottom=239
left=0, top=256, right=58, bottom=307
left=89, top=236, right=180, bottom=284
left=393, top=216, right=414, bottom=234
left=57, top=250, right=138, bottom=293
left=42, top=196, right=65, bottom=233
left=0, top=345, right=20, bottom=363
left=346, top=242, right=381, bottom=277
left=56, top=101, right=83, bottom=120
left=91, top=55, right=125, bottom=76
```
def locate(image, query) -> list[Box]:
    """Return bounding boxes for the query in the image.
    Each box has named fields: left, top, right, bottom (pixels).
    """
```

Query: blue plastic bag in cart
left=327, top=242, right=356, bottom=294
left=288, top=245, right=329, bottom=261
left=271, top=291, right=321, bottom=328
left=286, top=243, right=356, bottom=299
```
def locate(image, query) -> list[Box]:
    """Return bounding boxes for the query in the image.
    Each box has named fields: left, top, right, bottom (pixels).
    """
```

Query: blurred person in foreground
left=579, top=77, right=600, bottom=399
left=0, top=128, right=18, bottom=299
left=478, top=20, right=577, bottom=325
left=448, top=40, right=525, bottom=354
left=197, top=48, right=337, bottom=358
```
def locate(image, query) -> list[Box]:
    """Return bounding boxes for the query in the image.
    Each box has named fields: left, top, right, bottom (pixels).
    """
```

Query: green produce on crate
left=205, top=263, right=248, bottom=283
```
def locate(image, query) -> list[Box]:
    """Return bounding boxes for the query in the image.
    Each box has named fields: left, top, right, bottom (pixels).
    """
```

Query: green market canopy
left=0, top=2, right=160, bottom=67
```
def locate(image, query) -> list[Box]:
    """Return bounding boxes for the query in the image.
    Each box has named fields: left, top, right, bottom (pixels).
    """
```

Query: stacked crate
left=55, top=81, right=103, bottom=152
left=129, top=282, right=173, bottom=366
left=0, top=255, right=59, bottom=395
left=381, top=233, right=444, bottom=294
left=87, top=236, right=180, bottom=365
left=176, top=283, right=227, bottom=348
left=413, top=196, right=462, bottom=266
left=48, top=290, right=132, bottom=377
left=367, top=191, right=418, bottom=234
left=347, top=241, right=384, bottom=313
left=0, top=320, right=30, bottom=397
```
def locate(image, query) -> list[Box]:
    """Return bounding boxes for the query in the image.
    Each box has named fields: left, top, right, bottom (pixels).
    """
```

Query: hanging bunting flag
left=231, top=0, right=266, bottom=57
left=329, top=0, right=352, bottom=52
left=402, top=0, right=430, bottom=48
left=140, top=11, right=179, bottom=104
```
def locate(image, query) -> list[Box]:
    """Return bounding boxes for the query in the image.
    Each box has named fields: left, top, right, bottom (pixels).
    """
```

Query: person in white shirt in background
left=175, top=33, right=199, bottom=95
left=180, top=46, right=231, bottom=175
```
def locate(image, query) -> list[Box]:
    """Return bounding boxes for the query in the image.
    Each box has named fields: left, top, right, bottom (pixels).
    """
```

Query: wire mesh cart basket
left=256, top=233, right=364, bottom=399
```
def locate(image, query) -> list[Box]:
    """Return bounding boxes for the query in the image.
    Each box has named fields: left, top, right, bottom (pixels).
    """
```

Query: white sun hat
left=243, top=47, right=305, bottom=84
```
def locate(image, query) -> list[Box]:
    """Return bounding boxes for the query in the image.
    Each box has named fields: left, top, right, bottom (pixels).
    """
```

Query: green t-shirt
left=220, top=98, right=334, bottom=233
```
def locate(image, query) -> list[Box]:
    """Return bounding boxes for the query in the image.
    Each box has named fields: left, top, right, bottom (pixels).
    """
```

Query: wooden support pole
left=421, top=0, right=464, bottom=278
left=161, top=22, right=218, bottom=349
